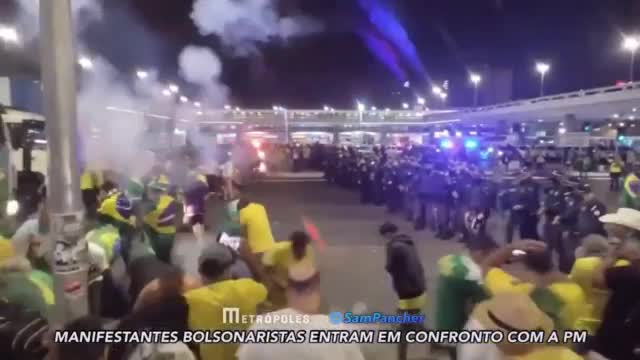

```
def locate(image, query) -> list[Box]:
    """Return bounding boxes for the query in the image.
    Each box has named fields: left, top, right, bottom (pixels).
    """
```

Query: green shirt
left=433, top=255, right=487, bottom=332
left=0, top=270, right=53, bottom=318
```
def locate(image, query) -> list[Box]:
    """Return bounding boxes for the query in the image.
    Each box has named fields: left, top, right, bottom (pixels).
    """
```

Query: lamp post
left=0, top=26, right=19, bottom=46
left=357, top=102, right=365, bottom=125
left=40, top=0, right=89, bottom=326
left=136, top=70, right=149, bottom=80
left=623, top=36, right=640, bottom=82
left=536, top=62, right=550, bottom=96
left=78, top=56, right=93, bottom=71
left=470, top=73, right=482, bottom=106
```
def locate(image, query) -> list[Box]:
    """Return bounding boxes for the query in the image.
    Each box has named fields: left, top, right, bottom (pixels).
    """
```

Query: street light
left=179, top=96, right=188, bottom=103
left=194, top=102, right=201, bottom=108
left=168, top=84, right=179, bottom=93
left=0, top=26, right=19, bottom=44
left=470, top=73, right=482, bottom=106
left=78, top=57, right=93, bottom=70
left=371, top=106, right=377, bottom=111
left=432, top=86, right=443, bottom=95
left=402, top=102, right=409, bottom=109
left=623, top=36, right=640, bottom=82
left=417, top=97, right=426, bottom=105
left=356, top=102, right=365, bottom=124
left=403, top=81, right=410, bottom=88
left=162, top=89, right=172, bottom=97
left=136, top=70, right=149, bottom=79
left=439, top=92, right=448, bottom=100
left=535, top=62, right=550, bottom=96
left=323, top=105, right=330, bottom=111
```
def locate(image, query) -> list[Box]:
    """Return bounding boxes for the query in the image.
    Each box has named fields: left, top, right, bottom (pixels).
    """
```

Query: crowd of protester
left=0, top=141, right=639, bottom=360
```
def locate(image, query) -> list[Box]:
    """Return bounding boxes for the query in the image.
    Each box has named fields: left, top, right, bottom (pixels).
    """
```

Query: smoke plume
left=191, top=0, right=323, bottom=56
left=76, top=57, right=160, bottom=176
left=16, top=0, right=103, bottom=42
left=178, top=45, right=229, bottom=106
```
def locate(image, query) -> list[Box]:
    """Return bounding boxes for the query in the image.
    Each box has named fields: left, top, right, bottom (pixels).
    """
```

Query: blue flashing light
left=464, top=139, right=478, bottom=149
left=440, top=139, right=453, bottom=149
left=480, top=151, right=490, bottom=160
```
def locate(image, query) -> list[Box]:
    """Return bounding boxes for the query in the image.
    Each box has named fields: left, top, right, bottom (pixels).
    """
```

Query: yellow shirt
left=261, top=241, right=315, bottom=309
left=0, top=238, right=15, bottom=263
left=184, top=279, right=268, bottom=360
left=80, top=170, right=95, bottom=190
left=239, top=203, right=275, bottom=254
left=569, top=257, right=629, bottom=333
left=484, top=268, right=586, bottom=330
left=610, top=163, right=622, bottom=174
left=509, top=346, right=584, bottom=360
left=143, top=194, right=177, bottom=235
left=262, top=241, right=315, bottom=270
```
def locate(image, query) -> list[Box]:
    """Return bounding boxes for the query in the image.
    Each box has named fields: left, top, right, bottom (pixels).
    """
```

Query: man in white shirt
left=237, top=261, right=364, bottom=360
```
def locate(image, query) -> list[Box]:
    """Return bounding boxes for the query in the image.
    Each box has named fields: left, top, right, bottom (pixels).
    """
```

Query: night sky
left=2, top=0, right=640, bottom=109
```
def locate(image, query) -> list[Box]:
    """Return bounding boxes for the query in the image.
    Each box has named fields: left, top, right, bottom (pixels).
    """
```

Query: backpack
left=0, top=299, right=49, bottom=360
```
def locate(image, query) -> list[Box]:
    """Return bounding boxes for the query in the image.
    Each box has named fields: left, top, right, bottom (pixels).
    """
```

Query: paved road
left=171, top=176, right=618, bottom=360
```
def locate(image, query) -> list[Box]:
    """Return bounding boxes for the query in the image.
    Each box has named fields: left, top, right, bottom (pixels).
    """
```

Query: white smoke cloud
left=77, top=57, right=160, bottom=175
left=178, top=45, right=229, bottom=107
left=191, top=0, right=323, bottom=56
left=179, top=46, right=223, bottom=86
left=16, top=0, right=103, bottom=43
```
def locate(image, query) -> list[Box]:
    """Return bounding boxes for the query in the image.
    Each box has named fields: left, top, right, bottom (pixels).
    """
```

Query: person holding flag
left=143, top=178, right=178, bottom=263
left=621, top=163, right=640, bottom=209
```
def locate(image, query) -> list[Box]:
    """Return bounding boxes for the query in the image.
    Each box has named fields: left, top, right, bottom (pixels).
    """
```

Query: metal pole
left=631, top=51, right=636, bottom=83
left=284, top=110, right=289, bottom=144
left=473, top=85, right=479, bottom=106
left=540, top=73, right=545, bottom=97
left=40, top=0, right=89, bottom=326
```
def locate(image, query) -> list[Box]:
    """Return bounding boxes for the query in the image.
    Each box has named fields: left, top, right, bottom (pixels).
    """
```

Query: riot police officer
left=575, top=183, right=607, bottom=238
left=372, top=158, right=385, bottom=206
left=505, top=171, right=540, bottom=243
left=400, top=158, right=419, bottom=222
left=541, top=173, right=566, bottom=267
left=383, top=161, right=403, bottom=213
left=358, top=158, right=373, bottom=203
left=556, top=178, right=582, bottom=273
left=429, top=162, right=452, bottom=239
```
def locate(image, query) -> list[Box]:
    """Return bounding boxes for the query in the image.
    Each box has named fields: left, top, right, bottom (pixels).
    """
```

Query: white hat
left=599, top=208, right=640, bottom=232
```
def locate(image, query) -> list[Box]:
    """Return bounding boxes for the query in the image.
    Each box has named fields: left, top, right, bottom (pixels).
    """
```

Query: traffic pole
left=40, top=0, right=90, bottom=326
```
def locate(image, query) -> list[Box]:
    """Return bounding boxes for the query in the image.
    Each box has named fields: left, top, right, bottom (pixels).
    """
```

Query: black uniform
left=556, top=188, right=582, bottom=273
left=542, top=180, right=568, bottom=271
left=428, top=167, right=452, bottom=238
left=400, top=161, right=418, bottom=222
left=383, top=163, right=403, bottom=213
left=359, top=160, right=373, bottom=204
left=505, top=177, right=540, bottom=243
left=576, top=196, right=607, bottom=238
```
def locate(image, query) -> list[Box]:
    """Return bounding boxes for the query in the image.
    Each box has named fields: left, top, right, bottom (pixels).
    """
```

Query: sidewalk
left=262, top=171, right=325, bottom=182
